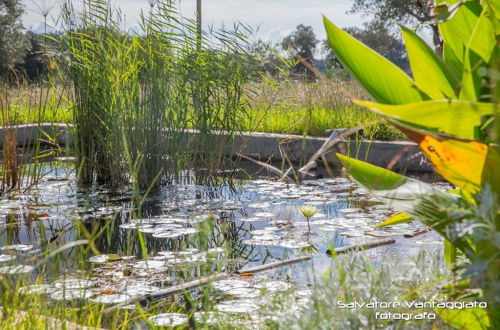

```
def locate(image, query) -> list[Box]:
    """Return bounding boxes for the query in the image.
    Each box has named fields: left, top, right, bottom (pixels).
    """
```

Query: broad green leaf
left=443, top=42, right=463, bottom=82
left=323, top=17, right=426, bottom=105
left=354, top=100, right=496, bottom=139
left=460, top=6, right=497, bottom=101
left=439, top=1, right=482, bottom=65
left=337, top=154, right=438, bottom=212
left=435, top=307, right=490, bottom=330
left=400, top=25, right=458, bottom=99
left=375, top=212, right=413, bottom=227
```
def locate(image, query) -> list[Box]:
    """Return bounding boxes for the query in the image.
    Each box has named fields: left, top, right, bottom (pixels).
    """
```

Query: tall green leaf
left=354, top=99, right=496, bottom=139
left=459, top=6, right=497, bottom=101
left=439, top=1, right=482, bottom=65
left=400, top=25, right=458, bottom=99
left=323, top=17, right=426, bottom=105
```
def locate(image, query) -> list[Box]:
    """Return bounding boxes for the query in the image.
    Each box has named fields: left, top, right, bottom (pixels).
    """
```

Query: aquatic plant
left=298, top=204, right=318, bottom=233
left=323, top=0, right=499, bottom=327
left=62, top=0, right=254, bottom=188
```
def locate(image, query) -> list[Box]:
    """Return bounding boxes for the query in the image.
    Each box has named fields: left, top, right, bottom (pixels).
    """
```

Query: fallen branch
left=236, top=255, right=312, bottom=274
left=235, top=152, right=295, bottom=184
left=404, top=227, right=432, bottom=238
left=104, top=238, right=396, bottom=313
left=298, top=126, right=365, bottom=175
left=326, top=237, right=395, bottom=255
left=103, top=272, right=230, bottom=314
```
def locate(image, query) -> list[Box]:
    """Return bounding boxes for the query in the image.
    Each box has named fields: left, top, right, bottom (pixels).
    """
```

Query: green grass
left=2, top=87, right=405, bottom=141
left=244, top=106, right=405, bottom=140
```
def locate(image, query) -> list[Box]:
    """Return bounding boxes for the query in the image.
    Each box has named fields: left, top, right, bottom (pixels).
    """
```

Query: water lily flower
left=298, top=205, right=319, bottom=233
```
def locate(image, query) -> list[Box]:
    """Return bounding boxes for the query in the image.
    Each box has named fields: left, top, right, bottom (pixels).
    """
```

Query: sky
left=21, top=0, right=366, bottom=43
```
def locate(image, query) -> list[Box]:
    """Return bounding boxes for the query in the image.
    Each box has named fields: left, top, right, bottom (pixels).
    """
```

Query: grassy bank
left=2, top=80, right=405, bottom=141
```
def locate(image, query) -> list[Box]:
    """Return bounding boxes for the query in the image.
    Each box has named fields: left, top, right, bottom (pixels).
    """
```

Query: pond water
left=0, top=161, right=446, bottom=327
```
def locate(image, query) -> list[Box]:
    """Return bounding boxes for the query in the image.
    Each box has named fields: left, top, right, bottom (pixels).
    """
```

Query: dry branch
left=327, top=237, right=395, bottom=255
left=104, top=237, right=396, bottom=313
left=403, top=227, right=432, bottom=238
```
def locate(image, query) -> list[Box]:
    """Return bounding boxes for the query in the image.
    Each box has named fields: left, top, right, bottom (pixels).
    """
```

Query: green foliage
left=354, top=100, right=496, bottom=140
left=0, top=0, right=29, bottom=75
left=325, top=0, right=499, bottom=327
left=282, top=24, right=318, bottom=62
left=324, top=16, right=425, bottom=105
left=63, top=0, right=253, bottom=187
left=348, top=0, right=441, bottom=49
left=282, top=24, right=319, bottom=79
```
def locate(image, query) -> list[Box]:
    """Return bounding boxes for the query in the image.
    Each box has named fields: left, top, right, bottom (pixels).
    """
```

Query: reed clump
left=62, top=0, right=254, bottom=189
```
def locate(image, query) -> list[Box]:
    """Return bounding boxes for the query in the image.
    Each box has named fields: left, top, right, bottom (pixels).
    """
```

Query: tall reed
left=62, top=0, right=254, bottom=189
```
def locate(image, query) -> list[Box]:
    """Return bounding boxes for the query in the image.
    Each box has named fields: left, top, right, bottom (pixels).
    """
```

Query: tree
left=282, top=24, right=318, bottom=62
left=249, top=40, right=284, bottom=76
left=282, top=24, right=319, bottom=78
left=349, top=0, right=441, bottom=51
left=0, top=0, right=29, bottom=76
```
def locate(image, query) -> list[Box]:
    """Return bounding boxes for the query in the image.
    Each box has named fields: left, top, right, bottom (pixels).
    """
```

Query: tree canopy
left=0, top=0, right=28, bottom=75
left=349, top=0, right=441, bottom=50
left=282, top=24, right=318, bottom=63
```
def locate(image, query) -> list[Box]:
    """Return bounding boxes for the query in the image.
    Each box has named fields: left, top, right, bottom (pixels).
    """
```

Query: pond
left=0, top=160, right=446, bottom=328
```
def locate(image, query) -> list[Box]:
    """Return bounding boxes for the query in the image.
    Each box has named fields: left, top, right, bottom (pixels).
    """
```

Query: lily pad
left=0, top=254, right=16, bottom=263
left=50, top=289, right=95, bottom=301
left=279, top=240, right=313, bottom=249
left=194, top=311, right=228, bottom=324
left=1, top=244, right=34, bottom=252
left=226, top=286, right=261, bottom=298
left=0, top=265, right=35, bottom=274
left=133, top=260, right=166, bottom=270
left=121, top=284, right=159, bottom=295
left=54, top=279, right=96, bottom=289
left=212, top=279, right=250, bottom=292
left=215, top=300, right=259, bottom=313
left=18, top=284, right=58, bottom=295
left=89, top=294, right=132, bottom=304
left=256, top=280, right=293, bottom=292
left=254, top=212, right=274, bottom=218
left=148, top=313, right=189, bottom=327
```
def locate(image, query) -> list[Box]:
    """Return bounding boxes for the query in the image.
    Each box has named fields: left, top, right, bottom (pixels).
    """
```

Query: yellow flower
left=298, top=205, right=319, bottom=219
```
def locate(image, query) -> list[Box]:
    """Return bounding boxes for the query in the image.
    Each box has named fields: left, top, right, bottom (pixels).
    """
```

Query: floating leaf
left=147, top=313, right=188, bottom=327
left=214, top=300, right=259, bottom=313
left=0, top=265, right=35, bottom=275
left=1, top=244, right=34, bottom=252
left=255, top=280, right=293, bottom=292
left=0, top=254, right=16, bottom=263
left=90, top=294, right=132, bottom=304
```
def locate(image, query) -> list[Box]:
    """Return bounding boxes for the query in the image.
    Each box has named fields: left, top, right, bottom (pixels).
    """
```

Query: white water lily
left=298, top=205, right=319, bottom=233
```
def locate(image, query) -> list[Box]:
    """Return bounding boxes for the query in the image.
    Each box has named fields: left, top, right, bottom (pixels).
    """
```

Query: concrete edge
left=0, top=123, right=433, bottom=172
